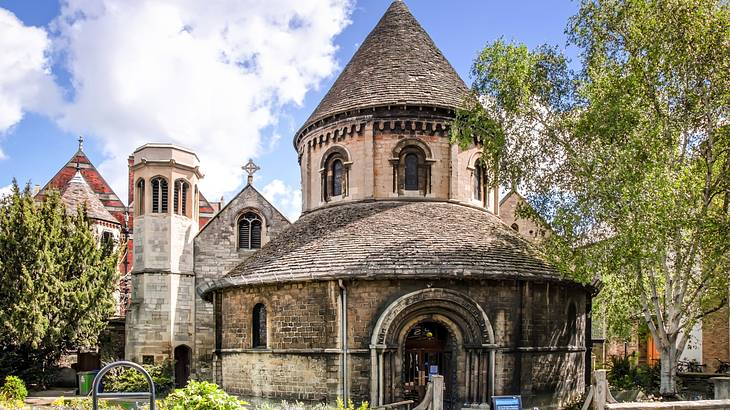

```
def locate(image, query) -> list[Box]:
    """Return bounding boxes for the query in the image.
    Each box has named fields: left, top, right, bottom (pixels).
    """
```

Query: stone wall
left=498, top=192, right=548, bottom=243
left=297, top=108, right=497, bottom=214
left=125, top=272, right=195, bottom=363
left=219, top=278, right=588, bottom=406
left=193, top=187, right=291, bottom=380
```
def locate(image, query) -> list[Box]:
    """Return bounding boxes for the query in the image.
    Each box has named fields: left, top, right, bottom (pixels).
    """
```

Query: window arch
left=238, top=212, right=263, bottom=250
left=391, top=139, right=433, bottom=195
left=173, top=179, right=190, bottom=217
left=474, top=159, right=489, bottom=206
left=136, top=179, right=145, bottom=215
left=321, top=146, right=350, bottom=201
left=150, top=176, right=168, bottom=214
left=511, top=223, right=519, bottom=232
left=252, top=303, right=267, bottom=348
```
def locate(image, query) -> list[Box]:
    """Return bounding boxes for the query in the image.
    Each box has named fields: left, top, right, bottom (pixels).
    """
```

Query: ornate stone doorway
left=402, top=321, right=455, bottom=408
left=370, top=288, right=497, bottom=408
left=174, top=344, right=192, bottom=388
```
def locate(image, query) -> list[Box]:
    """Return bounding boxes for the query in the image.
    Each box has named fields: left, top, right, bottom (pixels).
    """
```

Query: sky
left=0, top=0, right=580, bottom=220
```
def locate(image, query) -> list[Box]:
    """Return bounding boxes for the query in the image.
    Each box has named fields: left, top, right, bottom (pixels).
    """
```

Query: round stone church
left=201, top=1, right=592, bottom=408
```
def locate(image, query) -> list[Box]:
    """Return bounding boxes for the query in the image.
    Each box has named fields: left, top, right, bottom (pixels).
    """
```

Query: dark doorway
left=174, top=345, right=192, bottom=388
left=402, top=321, right=455, bottom=409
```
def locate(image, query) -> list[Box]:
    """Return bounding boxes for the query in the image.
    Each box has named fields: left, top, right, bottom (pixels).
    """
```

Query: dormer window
left=151, top=177, right=168, bottom=214
left=238, top=212, right=263, bottom=250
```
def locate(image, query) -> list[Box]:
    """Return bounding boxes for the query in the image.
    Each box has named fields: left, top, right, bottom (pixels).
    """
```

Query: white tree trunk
left=659, top=345, right=678, bottom=396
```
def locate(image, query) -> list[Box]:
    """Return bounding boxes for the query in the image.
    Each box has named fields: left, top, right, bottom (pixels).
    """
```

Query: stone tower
left=125, top=144, right=203, bottom=384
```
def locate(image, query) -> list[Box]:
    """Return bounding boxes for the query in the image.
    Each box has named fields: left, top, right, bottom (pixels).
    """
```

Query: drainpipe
left=339, top=280, right=349, bottom=401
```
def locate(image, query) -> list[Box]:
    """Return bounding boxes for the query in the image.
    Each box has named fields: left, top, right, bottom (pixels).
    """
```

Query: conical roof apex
left=299, top=1, right=469, bottom=136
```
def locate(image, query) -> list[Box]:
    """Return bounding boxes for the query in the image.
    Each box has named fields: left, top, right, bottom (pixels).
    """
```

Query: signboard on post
left=491, top=395, right=522, bottom=410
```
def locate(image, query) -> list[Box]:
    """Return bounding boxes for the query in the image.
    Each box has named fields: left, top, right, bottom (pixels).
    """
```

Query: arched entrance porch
left=370, top=288, right=497, bottom=409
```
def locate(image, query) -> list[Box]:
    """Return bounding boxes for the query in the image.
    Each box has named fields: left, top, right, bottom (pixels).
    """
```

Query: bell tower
left=125, top=143, right=203, bottom=367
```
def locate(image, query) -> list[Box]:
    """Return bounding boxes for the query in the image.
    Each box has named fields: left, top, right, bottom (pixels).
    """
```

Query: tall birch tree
left=453, top=0, right=730, bottom=395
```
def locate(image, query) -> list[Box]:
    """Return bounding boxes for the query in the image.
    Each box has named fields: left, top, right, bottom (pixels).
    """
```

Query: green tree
left=0, top=181, right=120, bottom=387
left=453, top=0, right=729, bottom=396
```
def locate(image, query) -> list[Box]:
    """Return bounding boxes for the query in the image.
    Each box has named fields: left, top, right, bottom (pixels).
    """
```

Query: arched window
left=321, top=148, right=349, bottom=201
left=238, top=212, right=263, bottom=250
left=252, top=303, right=267, bottom=348
left=331, top=159, right=343, bottom=196
left=404, top=153, right=419, bottom=191
left=473, top=159, right=489, bottom=206
left=392, top=140, right=430, bottom=195
left=151, top=177, right=168, bottom=214
left=173, top=179, right=190, bottom=217
left=511, top=223, right=519, bottom=232
left=136, top=179, right=145, bottom=215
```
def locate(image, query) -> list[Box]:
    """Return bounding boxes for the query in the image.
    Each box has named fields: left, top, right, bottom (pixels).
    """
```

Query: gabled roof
left=37, top=147, right=127, bottom=225
left=61, top=171, right=119, bottom=224
left=197, top=183, right=291, bottom=236
left=298, top=0, right=470, bottom=135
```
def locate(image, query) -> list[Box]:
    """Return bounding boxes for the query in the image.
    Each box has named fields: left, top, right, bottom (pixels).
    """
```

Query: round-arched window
left=150, top=177, right=168, bottom=213
left=238, top=212, right=263, bottom=250
left=252, top=303, right=267, bottom=348
left=404, top=153, right=419, bottom=191
left=331, top=159, right=343, bottom=197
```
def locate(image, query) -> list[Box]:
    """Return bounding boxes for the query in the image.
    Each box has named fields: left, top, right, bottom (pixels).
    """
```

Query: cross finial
left=77, top=135, right=84, bottom=152
left=242, top=158, right=260, bottom=185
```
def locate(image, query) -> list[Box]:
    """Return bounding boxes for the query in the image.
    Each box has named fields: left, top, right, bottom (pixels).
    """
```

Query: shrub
left=159, top=380, right=248, bottom=410
left=0, top=375, right=28, bottom=407
left=103, top=363, right=174, bottom=396
left=50, top=396, right=123, bottom=409
left=607, top=355, right=637, bottom=390
left=336, top=398, right=368, bottom=410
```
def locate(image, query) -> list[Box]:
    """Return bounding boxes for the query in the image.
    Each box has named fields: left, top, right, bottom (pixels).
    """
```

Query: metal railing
left=91, top=360, right=156, bottom=410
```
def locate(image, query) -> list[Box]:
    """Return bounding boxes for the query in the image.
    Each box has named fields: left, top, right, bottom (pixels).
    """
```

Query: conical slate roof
left=61, top=170, right=119, bottom=224
left=301, top=1, right=470, bottom=131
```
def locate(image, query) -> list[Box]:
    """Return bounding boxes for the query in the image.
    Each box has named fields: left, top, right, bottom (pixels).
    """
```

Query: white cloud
left=0, top=184, right=12, bottom=198
left=0, top=8, right=59, bottom=135
left=53, top=0, right=353, bottom=202
left=262, top=179, right=302, bottom=221
left=0, top=148, right=6, bottom=160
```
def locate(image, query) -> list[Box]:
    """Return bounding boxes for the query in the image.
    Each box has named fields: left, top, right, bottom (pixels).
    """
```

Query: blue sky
left=0, top=0, right=579, bottom=219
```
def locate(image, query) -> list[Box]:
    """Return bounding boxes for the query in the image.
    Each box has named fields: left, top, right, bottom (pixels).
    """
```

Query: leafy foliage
left=50, top=396, right=124, bottom=409
left=0, top=375, right=28, bottom=408
left=102, top=363, right=174, bottom=397
left=0, top=181, right=121, bottom=387
left=453, top=0, right=730, bottom=395
left=607, top=355, right=661, bottom=395
left=335, top=398, right=368, bottom=410
left=159, top=380, right=248, bottom=410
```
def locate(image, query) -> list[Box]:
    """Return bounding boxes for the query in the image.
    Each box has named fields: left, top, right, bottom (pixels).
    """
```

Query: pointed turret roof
left=300, top=1, right=469, bottom=133
left=61, top=170, right=119, bottom=224
left=37, top=140, right=127, bottom=225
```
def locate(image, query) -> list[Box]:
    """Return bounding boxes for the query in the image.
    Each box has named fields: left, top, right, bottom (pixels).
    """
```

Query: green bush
left=103, top=363, right=174, bottom=397
left=0, top=375, right=28, bottom=407
left=50, top=396, right=123, bottom=409
left=336, top=398, right=368, bottom=410
left=159, top=380, right=248, bottom=410
left=607, top=355, right=661, bottom=394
